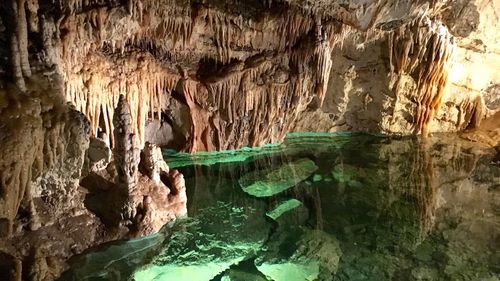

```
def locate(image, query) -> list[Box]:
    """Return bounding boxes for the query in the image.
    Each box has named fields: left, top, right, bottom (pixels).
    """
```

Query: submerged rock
left=133, top=202, right=270, bottom=281
left=61, top=201, right=269, bottom=281
left=59, top=232, right=165, bottom=281
left=257, top=261, right=320, bottom=281
left=312, top=174, right=323, bottom=182
left=256, top=228, right=342, bottom=281
left=221, top=269, right=268, bottom=281
left=239, top=158, right=319, bottom=197
left=266, top=199, right=303, bottom=221
left=331, top=164, right=357, bottom=183
left=411, top=266, right=438, bottom=280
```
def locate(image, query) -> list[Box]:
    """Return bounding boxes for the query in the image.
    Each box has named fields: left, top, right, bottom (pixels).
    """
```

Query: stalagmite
left=140, top=142, right=169, bottom=184
left=167, top=169, right=186, bottom=196
left=113, top=95, right=140, bottom=191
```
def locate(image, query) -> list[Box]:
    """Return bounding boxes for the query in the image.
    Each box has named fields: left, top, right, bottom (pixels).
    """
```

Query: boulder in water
left=239, top=159, right=318, bottom=197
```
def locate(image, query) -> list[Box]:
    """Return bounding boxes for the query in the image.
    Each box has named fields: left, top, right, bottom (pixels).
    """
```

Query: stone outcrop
left=0, top=74, right=90, bottom=238
left=460, top=110, right=500, bottom=148
left=0, top=74, right=108, bottom=280
left=86, top=137, right=111, bottom=173
left=0, top=79, right=188, bottom=280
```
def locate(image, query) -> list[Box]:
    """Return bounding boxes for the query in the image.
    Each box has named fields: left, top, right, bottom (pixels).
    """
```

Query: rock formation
left=388, top=16, right=455, bottom=136
left=293, top=1, right=499, bottom=136
left=0, top=74, right=90, bottom=238
left=0, top=0, right=498, bottom=280
left=2, top=0, right=495, bottom=153
left=82, top=98, right=187, bottom=235
left=113, top=94, right=141, bottom=190
left=0, top=1, right=497, bottom=153
left=140, top=141, right=170, bottom=183
left=0, top=81, right=187, bottom=279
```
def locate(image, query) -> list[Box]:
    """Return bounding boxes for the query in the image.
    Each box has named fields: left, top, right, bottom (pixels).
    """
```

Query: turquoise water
left=60, top=133, right=500, bottom=281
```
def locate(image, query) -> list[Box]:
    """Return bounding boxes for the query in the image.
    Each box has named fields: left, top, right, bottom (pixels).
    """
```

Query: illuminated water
left=60, top=133, right=500, bottom=281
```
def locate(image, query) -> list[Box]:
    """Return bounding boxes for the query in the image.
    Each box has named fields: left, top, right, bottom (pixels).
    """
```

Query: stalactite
left=330, top=23, right=351, bottom=50
left=194, top=28, right=332, bottom=151
left=313, top=24, right=334, bottom=108
left=57, top=1, right=195, bottom=146
left=147, top=0, right=192, bottom=48
left=179, top=78, right=214, bottom=152
left=458, top=94, right=488, bottom=130
left=5, top=0, right=27, bottom=90
left=16, top=0, right=31, bottom=77
left=55, top=0, right=347, bottom=152
left=205, top=8, right=236, bottom=63
left=10, top=32, right=26, bottom=91
left=63, top=49, right=181, bottom=148
left=389, top=16, right=455, bottom=136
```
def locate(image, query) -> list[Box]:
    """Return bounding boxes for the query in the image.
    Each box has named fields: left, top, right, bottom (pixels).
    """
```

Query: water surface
left=61, top=133, right=500, bottom=281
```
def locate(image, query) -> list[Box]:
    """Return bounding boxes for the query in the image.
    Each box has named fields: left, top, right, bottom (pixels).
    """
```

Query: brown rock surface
left=460, top=110, right=500, bottom=148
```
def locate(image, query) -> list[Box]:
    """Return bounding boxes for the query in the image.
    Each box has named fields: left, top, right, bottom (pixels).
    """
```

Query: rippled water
left=60, top=133, right=500, bottom=281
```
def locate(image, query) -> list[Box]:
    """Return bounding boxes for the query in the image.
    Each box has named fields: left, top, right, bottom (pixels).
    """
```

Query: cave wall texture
left=294, top=0, right=499, bottom=137
left=0, top=0, right=499, bottom=280
left=1, top=0, right=498, bottom=152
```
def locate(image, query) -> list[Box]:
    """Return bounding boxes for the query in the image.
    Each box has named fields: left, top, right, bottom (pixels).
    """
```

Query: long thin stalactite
left=59, top=0, right=343, bottom=150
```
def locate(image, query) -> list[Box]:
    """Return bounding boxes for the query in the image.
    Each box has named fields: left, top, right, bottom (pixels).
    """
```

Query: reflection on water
left=60, top=133, right=499, bottom=281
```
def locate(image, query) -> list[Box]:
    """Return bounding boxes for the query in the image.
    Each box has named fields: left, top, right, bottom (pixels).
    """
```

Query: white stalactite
left=54, top=0, right=354, bottom=151
left=64, top=52, right=180, bottom=148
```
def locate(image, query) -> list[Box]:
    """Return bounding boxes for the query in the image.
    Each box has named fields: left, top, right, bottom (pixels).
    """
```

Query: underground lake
left=58, top=133, right=499, bottom=281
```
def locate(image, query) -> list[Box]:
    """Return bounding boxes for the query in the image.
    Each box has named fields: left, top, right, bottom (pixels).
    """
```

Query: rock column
left=113, top=95, right=140, bottom=192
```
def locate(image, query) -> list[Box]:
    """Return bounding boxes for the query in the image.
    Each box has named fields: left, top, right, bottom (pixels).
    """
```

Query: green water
left=60, top=133, right=500, bottom=281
